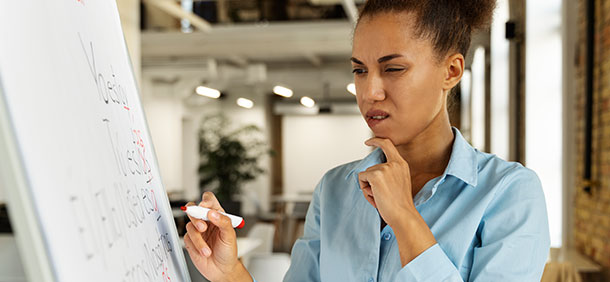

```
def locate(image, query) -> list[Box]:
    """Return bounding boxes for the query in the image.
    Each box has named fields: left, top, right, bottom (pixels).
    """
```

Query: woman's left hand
left=358, top=137, right=416, bottom=226
left=358, top=137, right=437, bottom=266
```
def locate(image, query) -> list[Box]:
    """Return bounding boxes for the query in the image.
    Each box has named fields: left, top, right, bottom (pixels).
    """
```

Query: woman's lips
left=365, top=109, right=390, bottom=128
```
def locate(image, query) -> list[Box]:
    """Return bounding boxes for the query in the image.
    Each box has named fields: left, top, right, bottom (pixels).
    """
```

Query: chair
left=242, top=222, right=292, bottom=282
left=247, top=253, right=292, bottom=282
left=242, top=222, right=276, bottom=268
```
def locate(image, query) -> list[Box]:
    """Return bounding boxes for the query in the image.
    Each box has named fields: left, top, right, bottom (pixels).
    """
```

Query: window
left=470, top=47, right=486, bottom=151
left=526, top=0, right=563, bottom=248
left=490, top=0, right=510, bottom=160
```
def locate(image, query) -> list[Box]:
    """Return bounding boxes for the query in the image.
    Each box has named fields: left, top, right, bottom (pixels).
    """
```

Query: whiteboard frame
left=0, top=77, right=56, bottom=281
left=0, top=2, right=192, bottom=281
left=114, top=8, right=193, bottom=282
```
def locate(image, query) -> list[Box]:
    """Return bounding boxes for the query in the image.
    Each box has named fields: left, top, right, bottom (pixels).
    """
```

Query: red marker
left=181, top=206, right=245, bottom=229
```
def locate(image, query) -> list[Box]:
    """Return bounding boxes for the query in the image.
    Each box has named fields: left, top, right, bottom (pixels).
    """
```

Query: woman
left=183, top=0, right=551, bottom=281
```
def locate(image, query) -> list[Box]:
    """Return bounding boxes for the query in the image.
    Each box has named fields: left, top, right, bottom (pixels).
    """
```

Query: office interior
left=0, top=0, right=609, bottom=281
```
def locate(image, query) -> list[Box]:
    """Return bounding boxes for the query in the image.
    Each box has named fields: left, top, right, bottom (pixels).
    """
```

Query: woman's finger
left=206, top=210, right=236, bottom=246
left=361, top=186, right=377, bottom=208
left=365, top=137, right=404, bottom=163
left=358, top=170, right=377, bottom=190
left=184, top=232, right=202, bottom=259
left=200, top=192, right=225, bottom=213
left=364, top=194, right=377, bottom=209
left=362, top=186, right=374, bottom=197
left=186, top=222, right=213, bottom=257
left=185, top=202, right=208, bottom=232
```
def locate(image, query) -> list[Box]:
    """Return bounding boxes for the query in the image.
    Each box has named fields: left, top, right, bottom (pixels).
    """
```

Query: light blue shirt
left=281, top=127, right=550, bottom=282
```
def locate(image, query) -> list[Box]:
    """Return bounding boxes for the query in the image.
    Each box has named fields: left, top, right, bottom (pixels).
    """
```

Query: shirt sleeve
left=394, top=167, right=551, bottom=281
left=282, top=178, right=324, bottom=282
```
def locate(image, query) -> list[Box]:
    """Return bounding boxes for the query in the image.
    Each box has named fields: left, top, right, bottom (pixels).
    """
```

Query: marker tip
left=237, top=219, right=245, bottom=229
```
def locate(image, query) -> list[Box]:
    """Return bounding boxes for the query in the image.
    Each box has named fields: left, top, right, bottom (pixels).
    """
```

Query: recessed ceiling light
left=236, top=98, right=254, bottom=109
left=300, top=96, right=315, bottom=108
left=196, top=86, right=221, bottom=99
left=273, top=85, right=293, bottom=98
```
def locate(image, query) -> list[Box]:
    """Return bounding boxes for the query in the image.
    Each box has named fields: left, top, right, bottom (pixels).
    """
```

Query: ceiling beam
left=144, top=0, right=212, bottom=33
left=142, top=22, right=353, bottom=60
left=304, top=54, right=322, bottom=67
left=341, top=0, right=358, bottom=24
left=227, top=55, right=248, bottom=67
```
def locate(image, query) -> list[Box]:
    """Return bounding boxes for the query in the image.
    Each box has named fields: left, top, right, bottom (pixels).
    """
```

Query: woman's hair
left=357, top=0, right=496, bottom=60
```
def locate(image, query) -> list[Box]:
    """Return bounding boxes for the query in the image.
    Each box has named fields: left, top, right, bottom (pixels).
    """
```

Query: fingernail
left=210, top=211, right=220, bottom=220
left=196, top=222, right=205, bottom=232
left=202, top=247, right=211, bottom=257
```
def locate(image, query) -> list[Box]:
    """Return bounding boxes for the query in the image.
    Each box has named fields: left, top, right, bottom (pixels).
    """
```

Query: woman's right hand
left=184, top=192, right=252, bottom=282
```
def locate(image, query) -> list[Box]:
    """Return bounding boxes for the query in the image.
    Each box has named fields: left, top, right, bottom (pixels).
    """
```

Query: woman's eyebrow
left=350, top=57, right=364, bottom=65
left=377, top=54, right=403, bottom=63
left=350, top=54, right=404, bottom=65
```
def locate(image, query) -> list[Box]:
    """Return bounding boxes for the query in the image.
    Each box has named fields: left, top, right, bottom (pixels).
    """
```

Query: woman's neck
left=395, top=109, right=455, bottom=178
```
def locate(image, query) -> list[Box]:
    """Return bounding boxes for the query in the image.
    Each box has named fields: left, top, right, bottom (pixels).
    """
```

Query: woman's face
left=351, top=12, right=451, bottom=146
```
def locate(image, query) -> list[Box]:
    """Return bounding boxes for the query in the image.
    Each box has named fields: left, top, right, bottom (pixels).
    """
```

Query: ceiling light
left=300, top=96, right=315, bottom=108
left=236, top=98, right=254, bottom=109
left=347, top=83, right=356, bottom=95
left=196, top=86, right=221, bottom=99
left=273, top=85, right=293, bottom=98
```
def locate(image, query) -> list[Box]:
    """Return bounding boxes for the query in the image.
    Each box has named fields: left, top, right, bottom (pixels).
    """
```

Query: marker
left=181, top=206, right=245, bottom=229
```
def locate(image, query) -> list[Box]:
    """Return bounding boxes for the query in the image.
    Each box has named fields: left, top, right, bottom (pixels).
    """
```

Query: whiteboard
left=0, top=1, right=191, bottom=282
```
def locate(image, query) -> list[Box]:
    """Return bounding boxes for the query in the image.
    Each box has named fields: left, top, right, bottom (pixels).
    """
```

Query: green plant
left=197, top=115, right=269, bottom=203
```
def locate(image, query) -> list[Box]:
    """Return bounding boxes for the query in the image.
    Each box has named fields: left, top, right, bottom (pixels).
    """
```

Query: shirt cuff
left=395, top=243, right=463, bottom=281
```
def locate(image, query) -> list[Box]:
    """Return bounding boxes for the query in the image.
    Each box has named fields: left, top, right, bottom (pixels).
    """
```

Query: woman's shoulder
left=474, top=150, right=544, bottom=200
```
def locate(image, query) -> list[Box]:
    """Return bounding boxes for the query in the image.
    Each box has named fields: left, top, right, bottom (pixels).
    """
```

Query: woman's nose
left=360, top=75, right=386, bottom=102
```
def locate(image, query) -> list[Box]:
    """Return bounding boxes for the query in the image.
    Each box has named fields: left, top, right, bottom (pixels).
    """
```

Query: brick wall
left=573, top=0, right=610, bottom=280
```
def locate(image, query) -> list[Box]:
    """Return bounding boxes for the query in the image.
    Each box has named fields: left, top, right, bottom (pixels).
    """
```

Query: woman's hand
left=184, top=192, right=252, bottom=282
left=358, top=137, right=437, bottom=266
left=358, top=137, right=416, bottom=226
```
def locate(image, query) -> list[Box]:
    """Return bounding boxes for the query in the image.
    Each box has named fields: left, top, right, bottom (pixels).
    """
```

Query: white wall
left=282, top=115, right=372, bottom=195
left=143, top=86, right=185, bottom=194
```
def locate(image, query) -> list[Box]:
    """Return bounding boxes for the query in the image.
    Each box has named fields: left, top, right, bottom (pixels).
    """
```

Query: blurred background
left=1, top=0, right=609, bottom=281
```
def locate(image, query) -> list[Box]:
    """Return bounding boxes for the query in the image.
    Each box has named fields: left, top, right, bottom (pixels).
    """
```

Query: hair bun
left=457, top=0, right=496, bottom=31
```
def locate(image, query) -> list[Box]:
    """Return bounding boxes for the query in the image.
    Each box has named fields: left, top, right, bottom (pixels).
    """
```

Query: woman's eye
left=386, top=68, right=405, bottom=72
left=352, top=68, right=366, bottom=74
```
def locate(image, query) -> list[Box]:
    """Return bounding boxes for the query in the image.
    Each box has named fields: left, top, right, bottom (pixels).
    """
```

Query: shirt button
left=383, top=233, right=392, bottom=240
left=368, top=278, right=374, bottom=282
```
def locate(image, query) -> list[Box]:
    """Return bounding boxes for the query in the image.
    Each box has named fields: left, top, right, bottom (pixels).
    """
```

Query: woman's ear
left=443, top=53, right=464, bottom=91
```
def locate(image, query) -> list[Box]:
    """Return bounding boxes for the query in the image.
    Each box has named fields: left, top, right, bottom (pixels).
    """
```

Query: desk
left=270, top=194, right=312, bottom=211
left=542, top=247, right=603, bottom=282
left=271, top=194, right=312, bottom=252
left=547, top=247, right=602, bottom=273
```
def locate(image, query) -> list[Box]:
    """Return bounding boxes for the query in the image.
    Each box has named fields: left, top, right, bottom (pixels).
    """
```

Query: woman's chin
left=370, top=130, right=390, bottom=140
left=369, top=122, right=393, bottom=136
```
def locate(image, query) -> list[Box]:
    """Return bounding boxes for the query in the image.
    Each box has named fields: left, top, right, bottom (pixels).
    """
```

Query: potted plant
left=197, top=114, right=269, bottom=215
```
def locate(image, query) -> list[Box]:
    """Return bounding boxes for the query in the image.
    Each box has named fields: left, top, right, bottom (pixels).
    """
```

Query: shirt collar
left=346, top=126, right=479, bottom=188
